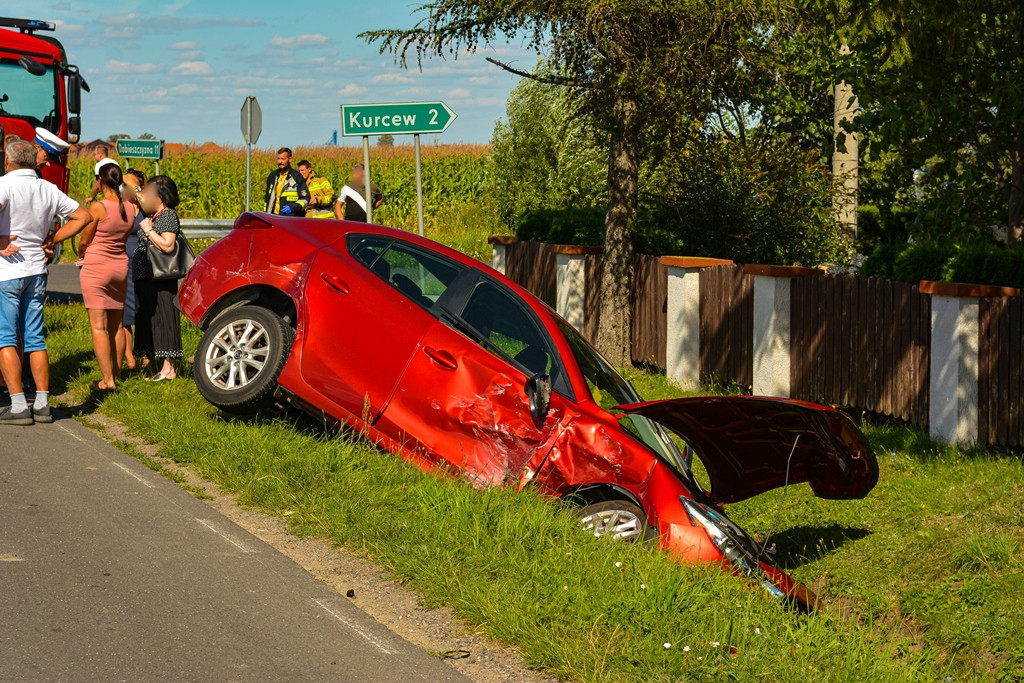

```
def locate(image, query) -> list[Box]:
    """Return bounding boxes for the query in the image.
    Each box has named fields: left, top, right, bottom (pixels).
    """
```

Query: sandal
left=145, top=373, right=174, bottom=382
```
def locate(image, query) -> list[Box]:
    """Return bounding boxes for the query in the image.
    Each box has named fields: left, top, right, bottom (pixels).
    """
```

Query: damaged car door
left=378, top=276, right=574, bottom=488
left=300, top=235, right=465, bottom=422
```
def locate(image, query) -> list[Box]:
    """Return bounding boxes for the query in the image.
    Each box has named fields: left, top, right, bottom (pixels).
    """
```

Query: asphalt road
left=45, top=263, right=84, bottom=304
left=0, top=415, right=466, bottom=682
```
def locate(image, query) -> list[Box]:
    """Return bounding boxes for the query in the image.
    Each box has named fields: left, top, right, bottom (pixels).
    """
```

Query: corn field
left=68, top=143, right=491, bottom=223
left=68, top=143, right=500, bottom=261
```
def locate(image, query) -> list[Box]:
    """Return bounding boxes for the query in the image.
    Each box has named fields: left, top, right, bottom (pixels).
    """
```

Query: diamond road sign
left=115, top=138, right=163, bottom=159
left=340, top=101, right=456, bottom=137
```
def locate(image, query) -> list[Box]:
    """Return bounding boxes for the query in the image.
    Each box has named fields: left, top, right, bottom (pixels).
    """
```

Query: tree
left=486, top=67, right=607, bottom=227
left=378, top=134, right=395, bottom=147
left=363, top=0, right=785, bottom=365
left=845, top=0, right=1024, bottom=243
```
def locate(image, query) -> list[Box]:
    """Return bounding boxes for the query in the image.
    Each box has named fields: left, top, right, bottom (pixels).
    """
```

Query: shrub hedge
left=860, top=242, right=1024, bottom=290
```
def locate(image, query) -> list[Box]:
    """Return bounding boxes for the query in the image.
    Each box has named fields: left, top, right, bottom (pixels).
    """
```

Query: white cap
left=95, top=157, right=120, bottom=176
left=34, top=127, right=70, bottom=158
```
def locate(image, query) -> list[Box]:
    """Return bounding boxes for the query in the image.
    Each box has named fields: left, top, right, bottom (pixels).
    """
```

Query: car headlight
left=680, top=497, right=785, bottom=599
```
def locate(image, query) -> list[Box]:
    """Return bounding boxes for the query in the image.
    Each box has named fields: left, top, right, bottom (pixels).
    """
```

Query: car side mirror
left=68, top=116, right=81, bottom=136
left=525, top=373, right=551, bottom=423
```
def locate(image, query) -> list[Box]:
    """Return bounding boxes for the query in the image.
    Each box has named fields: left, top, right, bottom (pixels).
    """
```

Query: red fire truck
left=0, top=16, right=88, bottom=193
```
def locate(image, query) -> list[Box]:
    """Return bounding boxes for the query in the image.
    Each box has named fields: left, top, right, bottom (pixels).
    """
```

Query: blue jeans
left=0, top=274, right=47, bottom=353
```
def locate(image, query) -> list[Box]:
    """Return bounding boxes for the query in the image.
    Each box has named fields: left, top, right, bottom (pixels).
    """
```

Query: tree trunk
left=595, top=94, right=639, bottom=367
left=1008, top=146, right=1023, bottom=245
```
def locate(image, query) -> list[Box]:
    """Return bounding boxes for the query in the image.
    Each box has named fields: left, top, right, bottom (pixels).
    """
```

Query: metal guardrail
left=179, top=218, right=235, bottom=239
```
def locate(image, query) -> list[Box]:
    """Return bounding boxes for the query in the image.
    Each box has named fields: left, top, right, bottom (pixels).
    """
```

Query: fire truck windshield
left=0, top=59, right=60, bottom=132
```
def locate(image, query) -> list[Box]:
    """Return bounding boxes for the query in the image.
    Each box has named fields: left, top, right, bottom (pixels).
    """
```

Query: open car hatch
left=619, top=396, right=879, bottom=504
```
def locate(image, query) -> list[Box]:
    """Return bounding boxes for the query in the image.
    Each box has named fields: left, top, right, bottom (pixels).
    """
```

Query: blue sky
left=2, top=0, right=538, bottom=146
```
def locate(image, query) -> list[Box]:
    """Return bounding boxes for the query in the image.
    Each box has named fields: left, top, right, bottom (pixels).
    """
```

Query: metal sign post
left=362, top=135, right=373, bottom=224
left=240, top=96, right=262, bottom=212
left=340, top=101, right=455, bottom=229
left=413, top=134, right=424, bottom=236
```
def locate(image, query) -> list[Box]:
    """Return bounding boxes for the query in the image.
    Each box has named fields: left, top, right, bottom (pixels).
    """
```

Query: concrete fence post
left=920, top=281, right=1019, bottom=445
left=487, top=235, right=518, bottom=275
left=662, top=257, right=734, bottom=390
left=554, top=245, right=604, bottom=333
left=745, top=265, right=823, bottom=398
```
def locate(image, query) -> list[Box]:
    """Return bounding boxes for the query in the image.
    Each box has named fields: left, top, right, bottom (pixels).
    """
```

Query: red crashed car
left=179, top=213, right=878, bottom=609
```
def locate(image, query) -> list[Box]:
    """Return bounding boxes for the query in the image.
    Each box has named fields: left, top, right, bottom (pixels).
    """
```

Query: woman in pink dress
left=80, top=163, right=136, bottom=390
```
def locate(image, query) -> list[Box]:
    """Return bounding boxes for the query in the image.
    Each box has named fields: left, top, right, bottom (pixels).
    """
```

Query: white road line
left=312, top=598, right=396, bottom=655
left=112, top=462, right=155, bottom=488
left=196, top=518, right=255, bottom=553
left=57, top=422, right=86, bottom=442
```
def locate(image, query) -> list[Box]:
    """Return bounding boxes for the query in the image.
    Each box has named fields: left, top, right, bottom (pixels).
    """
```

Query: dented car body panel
left=180, top=212, right=879, bottom=609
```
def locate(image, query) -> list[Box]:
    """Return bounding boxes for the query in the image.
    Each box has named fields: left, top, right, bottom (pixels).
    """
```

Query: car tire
left=575, top=500, right=654, bottom=544
left=194, top=305, right=294, bottom=414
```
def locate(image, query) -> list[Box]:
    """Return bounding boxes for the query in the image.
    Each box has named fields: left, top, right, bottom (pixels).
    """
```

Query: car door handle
left=320, top=273, right=349, bottom=294
left=423, top=346, right=457, bottom=370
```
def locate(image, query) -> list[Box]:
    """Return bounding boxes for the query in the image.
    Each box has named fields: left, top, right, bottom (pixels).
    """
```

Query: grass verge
left=44, top=301, right=1022, bottom=681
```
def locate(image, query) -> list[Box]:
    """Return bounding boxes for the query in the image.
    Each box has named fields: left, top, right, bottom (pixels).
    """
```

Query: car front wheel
left=576, top=500, right=652, bottom=544
left=194, top=305, right=293, bottom=414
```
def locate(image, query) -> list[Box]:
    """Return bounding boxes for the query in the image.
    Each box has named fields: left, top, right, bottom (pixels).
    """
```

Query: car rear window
left=349, top=236, right=464, bottom=309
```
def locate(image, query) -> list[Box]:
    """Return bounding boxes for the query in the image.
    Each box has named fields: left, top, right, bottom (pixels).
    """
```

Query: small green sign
left=340, top=101, right=456, bottom=137
left=115, top=139, right=164, bottom=159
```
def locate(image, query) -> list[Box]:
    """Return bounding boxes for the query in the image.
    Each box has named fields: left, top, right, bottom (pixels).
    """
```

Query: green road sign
left=340, top=101, right=456, bottom=137
left=115, top=139, right=163, bottom=159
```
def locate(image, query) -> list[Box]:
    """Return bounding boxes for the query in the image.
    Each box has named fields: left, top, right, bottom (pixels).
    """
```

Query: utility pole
left=833, top=45, right=859, bottom=241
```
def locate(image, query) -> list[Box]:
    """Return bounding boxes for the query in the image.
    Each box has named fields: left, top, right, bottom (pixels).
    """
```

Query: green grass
left=43, top=302, right=1023, bottom=681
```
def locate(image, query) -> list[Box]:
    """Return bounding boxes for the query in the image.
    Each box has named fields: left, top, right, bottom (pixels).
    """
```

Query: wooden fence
left=497, top=239, right=1024, bottom=449
left=979, top=296, right=1024, bottom=447
left=790, top=276, right=931, bottom=426
left=504, top=241, right=557, bottom=308
left=699, top=264, right=753, bottom=388
left=506, top=243, right=667, bottom=366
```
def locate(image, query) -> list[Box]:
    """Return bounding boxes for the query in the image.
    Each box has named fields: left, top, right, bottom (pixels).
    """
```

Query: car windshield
left=554, top=318, right=691, bottom=478
left=0, top=60, right=59, bottom=130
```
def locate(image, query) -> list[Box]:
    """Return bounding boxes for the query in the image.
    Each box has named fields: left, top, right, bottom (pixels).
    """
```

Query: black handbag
left=147, top=231, right=196, bottom=280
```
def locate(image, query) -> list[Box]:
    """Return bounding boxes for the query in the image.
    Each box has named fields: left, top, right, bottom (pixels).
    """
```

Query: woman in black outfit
left=133, top=175, right=183, bottom=381
left=118, top=168, right=146, bottom=371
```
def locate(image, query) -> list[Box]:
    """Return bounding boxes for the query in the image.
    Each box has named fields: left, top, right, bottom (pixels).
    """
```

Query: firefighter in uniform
left=264, top=147, right=309, bottom=216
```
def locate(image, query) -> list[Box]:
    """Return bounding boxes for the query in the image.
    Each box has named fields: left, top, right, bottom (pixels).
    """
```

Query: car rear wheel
left=194, top=305, right=293, bottom=414
left=576, top=500, right=652, bottom=543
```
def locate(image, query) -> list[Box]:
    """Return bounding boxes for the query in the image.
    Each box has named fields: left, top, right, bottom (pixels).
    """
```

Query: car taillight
left=233, top=212, right=274, bottom=230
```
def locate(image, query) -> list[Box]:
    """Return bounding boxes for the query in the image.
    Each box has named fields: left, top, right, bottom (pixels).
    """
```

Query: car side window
left=349, top=236, right=464, bottom=309
left=458, top=280, right=559, bottom=381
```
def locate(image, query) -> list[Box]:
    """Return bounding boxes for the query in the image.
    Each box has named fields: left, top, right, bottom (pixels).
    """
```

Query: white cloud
left=99, top=14, right=263, bottom=30
left=170, top=61, right=213, bottom=76
left=178, top=50, right=201, bottom=60
left=53, top=19, right=85, bottom=33
left=338, top=83, right=368, bottom=96
left=141, top=104, right=170, bottom=114
left=370, top=73, right=414, bottom=84
left=269, top=34, right=329, bottom=49
left=171, top=40, right=200, bottom=50
left=104, top=59, right=161, bottom=74
left=469, top=76, right=492, bottom=85
left=170, top=83, right=199, bottom=95
left=448, top=88, right=471, bottom=98
left=396, top=86, right=432, bottom=97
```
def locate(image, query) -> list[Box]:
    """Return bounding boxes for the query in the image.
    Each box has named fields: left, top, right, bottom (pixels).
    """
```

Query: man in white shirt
left=0, top=140, right=92, bottom=425
left=88, top=143, right=118, bottom=202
